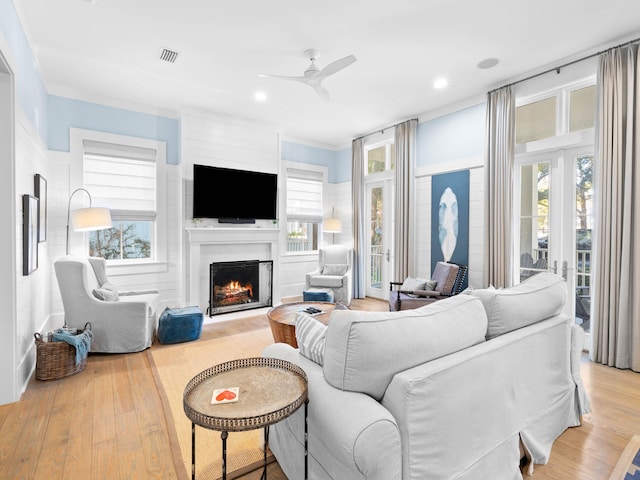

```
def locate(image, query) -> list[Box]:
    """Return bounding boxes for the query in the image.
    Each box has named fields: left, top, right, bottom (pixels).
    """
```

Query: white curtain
left=592, top=44, right=640, bottom=371
left=484, top=86, right=515, bottom=288
left=351, top=138, right=366, bottom=298
left=394, top=119, right=417, bottom=281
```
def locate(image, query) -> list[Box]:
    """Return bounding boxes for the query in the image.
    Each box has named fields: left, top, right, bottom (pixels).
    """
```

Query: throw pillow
left=470, top=273, right=566, bottom=339
left=92, top=281, right=119, bottom=302
left=400, top=276, right=436, bottom=291
left=322, top=264, right=348, bottom=276
left=295, top=313, right=327, bottom=365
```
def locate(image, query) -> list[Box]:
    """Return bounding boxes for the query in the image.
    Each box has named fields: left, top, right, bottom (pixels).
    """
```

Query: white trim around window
left=69, top=128, right=167, bottom=268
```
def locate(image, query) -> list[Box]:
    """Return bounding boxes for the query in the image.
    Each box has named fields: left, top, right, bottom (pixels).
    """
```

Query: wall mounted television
left=192, top=164, right=278, bottom=223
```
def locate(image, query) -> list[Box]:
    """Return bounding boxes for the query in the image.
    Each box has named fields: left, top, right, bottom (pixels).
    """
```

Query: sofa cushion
left=295, top=313, right=327, bottom=365
left=309, top=275, right=344, bottom=288
left=322, top=264, right=348, bottom=275
left=470, top=272, right=567, bottom=339
left=323, top=294, right=488, bottom=400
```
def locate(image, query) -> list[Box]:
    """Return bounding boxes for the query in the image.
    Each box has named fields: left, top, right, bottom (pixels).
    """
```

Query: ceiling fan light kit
left=259, top=49, right=357, bottom=101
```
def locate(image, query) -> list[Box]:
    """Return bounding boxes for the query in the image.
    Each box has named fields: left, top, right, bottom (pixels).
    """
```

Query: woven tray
left=34, top=323, right=91, bottom=381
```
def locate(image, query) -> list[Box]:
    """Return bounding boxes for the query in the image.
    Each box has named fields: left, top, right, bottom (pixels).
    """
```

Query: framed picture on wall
left=23, top=194, right=39, bottom=276
left=34, top=173, right=47, bottom=242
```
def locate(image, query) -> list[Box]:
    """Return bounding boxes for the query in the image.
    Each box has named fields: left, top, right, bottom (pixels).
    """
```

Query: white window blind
left=286, top=168, right=323, bottom=222
left=83, top=140, right=157, bottom=221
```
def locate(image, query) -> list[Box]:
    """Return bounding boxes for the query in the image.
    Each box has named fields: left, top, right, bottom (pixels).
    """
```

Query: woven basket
left=34, top=323, right=91, bottom=381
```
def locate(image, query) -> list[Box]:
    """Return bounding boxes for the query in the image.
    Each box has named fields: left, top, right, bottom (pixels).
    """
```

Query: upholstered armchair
left=305, top=245, right=353, bottom=306
left=389, top=261, right=467, bottom=311
left=54, top=256, right=161, bottom=353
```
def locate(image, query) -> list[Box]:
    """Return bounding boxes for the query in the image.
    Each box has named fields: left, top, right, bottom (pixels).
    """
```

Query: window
left=516, top=96, right=557, bottom=143
left=516, top=81, right=596, bottom=145
left=83, top=140, right=157, bottom=261
left=367, top=142, right=395, bottom=174
left=569, top=85, right=596, bottom=132
left=286, top=168, right=323, bottom=253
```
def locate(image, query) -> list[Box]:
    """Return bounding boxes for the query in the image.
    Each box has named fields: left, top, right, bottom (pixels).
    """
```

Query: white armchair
left=305, top=245, right=353, bottom=306
left=54, top=256, right=161, bottom=353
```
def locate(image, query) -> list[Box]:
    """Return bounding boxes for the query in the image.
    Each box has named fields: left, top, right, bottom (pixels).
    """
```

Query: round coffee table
left=267, top=301, right=348, bottom=348
left=183, top=357, right=308, bottom=480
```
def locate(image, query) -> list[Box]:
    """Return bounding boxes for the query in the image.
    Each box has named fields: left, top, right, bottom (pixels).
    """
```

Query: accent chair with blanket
left=54, top=256, right=161, bottom=353
left=263, top=272, right=590, bottom=479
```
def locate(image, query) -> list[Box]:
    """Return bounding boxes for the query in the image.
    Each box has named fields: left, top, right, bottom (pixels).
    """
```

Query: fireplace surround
left=186, top=227, right=281, bottom=317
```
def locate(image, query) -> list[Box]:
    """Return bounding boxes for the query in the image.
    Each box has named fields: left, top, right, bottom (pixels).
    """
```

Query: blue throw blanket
left=52, top=328, right=94, bottom=365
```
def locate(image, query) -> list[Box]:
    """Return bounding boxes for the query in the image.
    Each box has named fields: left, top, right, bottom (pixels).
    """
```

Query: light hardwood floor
left=0, top=297, right=638, bottom=480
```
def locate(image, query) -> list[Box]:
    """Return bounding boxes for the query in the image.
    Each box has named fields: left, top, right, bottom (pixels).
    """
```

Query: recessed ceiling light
left=254, top=91, right=267, bottom=102
left=477, top=58, right=499, bottom=69
left=433, top=77, right=448, bottom=89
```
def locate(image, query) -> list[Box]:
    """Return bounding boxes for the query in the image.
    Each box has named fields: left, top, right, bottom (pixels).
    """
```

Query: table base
left=191, top=401, right=309, bottom=480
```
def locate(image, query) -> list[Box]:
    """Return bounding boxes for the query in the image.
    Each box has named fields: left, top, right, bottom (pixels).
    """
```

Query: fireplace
left=208, top=260, right=273, bottom=316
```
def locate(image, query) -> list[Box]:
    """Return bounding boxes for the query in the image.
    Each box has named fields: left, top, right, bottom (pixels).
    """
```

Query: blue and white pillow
left=295, top=313, right=327, bottom=365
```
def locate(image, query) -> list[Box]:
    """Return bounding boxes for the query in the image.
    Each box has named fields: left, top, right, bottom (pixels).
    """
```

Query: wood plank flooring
left=0, top=297, right=638, bottom=479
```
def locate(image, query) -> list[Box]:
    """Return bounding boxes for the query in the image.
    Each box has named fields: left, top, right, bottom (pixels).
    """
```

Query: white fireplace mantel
left=185, top=227, right=281, bottom=314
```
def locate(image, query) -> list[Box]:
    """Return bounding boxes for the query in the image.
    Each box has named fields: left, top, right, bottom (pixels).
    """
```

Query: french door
left=365, top=179, right=394, bottom=299
left=517, top=147, right=594, bottom=337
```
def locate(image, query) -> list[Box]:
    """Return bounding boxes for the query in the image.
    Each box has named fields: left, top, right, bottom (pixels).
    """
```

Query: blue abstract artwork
left=431, top=170, right=469, bottom=287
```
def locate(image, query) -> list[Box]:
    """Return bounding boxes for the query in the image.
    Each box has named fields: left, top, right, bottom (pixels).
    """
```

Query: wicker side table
left=184, top=357, right=308, bottom=480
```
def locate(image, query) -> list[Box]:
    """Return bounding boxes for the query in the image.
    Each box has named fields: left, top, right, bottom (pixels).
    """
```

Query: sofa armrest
left=305, top=268, right=322, bottom=288
left=570, top=324, right=591, bottom=417
left=400, top=288, right=443, bottom=298
left=119, top=289, right=160, bottom=296
left=262, top=343, right=401, bottom=480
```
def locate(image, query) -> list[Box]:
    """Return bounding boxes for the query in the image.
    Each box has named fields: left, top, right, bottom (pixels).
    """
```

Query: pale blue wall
left=0, top=0, right=48, bottom=141
left=48, top=96, right=180, bottom=165
left=333, top=146, right=351, bottom=183
left=416, top=103, right=486, bottom=166
left=281, top=141, right=353, bottom=184
left=0, top=0, right=181, bottom=164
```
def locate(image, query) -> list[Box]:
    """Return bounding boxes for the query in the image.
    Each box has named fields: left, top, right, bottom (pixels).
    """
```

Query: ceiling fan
left=258, top=49, right=357, bottom=102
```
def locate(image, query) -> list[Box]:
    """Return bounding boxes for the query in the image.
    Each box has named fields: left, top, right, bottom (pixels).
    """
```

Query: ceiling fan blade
left=258, top=73, right=306, bottom=83
left=314, top=85, right=330, bottom=102
left=317, top=55, right=357, bottom=79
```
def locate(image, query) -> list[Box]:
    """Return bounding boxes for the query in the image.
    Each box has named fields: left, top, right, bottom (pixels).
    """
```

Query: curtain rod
left=488, top=35, right=640, bottom=95
left=354, top=118, right=419, bottom=142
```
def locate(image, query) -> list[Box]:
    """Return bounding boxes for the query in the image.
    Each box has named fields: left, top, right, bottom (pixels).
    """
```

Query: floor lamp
left=66, top=188, right=112, bottom=255
left=323, top=207, right=342, bottom=245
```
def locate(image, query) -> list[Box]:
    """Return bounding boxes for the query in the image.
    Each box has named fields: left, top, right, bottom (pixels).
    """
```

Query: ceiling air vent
left=159, top=48, right=179, bottom=64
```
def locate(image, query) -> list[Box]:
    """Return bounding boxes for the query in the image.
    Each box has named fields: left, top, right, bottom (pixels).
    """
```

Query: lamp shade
left=71, top=207, right=112, bottom=231
left=323, top=217, right=342, bottom=233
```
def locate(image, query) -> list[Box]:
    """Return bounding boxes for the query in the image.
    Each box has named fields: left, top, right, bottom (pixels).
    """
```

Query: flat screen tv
left=193, top=164, right=278, bottom=223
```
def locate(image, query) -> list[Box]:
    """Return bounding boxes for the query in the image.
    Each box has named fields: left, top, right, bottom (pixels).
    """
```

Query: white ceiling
left=14, top=0, right=640, bottom=148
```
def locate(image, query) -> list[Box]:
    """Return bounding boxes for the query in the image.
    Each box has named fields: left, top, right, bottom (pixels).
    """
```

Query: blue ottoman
left=303, top=287, right=334, bottom=302
left=157, top=306, right=204, bottom=344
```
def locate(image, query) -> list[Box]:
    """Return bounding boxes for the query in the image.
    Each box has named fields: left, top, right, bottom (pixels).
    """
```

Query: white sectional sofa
left=262, top=272, right=590, bottom=480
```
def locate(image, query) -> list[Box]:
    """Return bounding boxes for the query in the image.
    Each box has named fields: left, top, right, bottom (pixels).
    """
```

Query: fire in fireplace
left=208, top=260, right=273, bottom=316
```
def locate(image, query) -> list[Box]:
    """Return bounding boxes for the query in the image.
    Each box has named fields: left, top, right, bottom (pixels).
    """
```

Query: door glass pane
left=519, top=163, right=549, bottom=281
left=516, top=97, right=557, bottom=143
left=370, top=187, right=383, bottom=289
left=569, top=86, right=596, bottom=132
left=575, top=154, right=593, bottom=333
left=367, top=147, right=386, bottom=174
